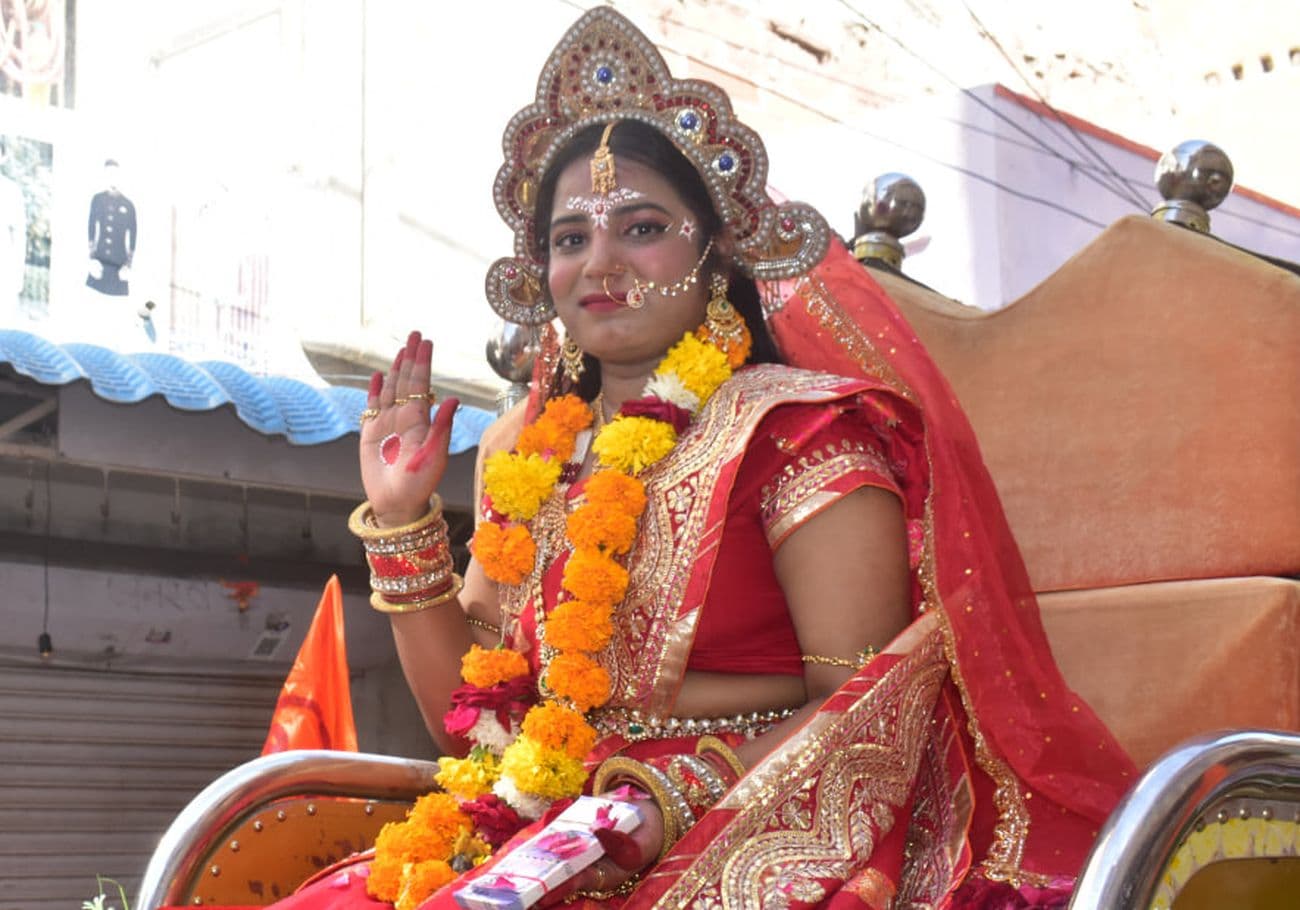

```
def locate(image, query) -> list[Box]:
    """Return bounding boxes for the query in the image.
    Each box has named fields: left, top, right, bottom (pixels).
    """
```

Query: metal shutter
left=0, top=660, right=281, bottom=910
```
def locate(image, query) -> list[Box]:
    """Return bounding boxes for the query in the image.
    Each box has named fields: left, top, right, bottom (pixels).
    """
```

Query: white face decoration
left=678, top=217, right=697, bottom=240
left=565, top=187, right=645, bottom=229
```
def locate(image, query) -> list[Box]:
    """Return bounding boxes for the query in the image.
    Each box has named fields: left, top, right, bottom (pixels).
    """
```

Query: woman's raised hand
left=359, top=330, right=459, bottom=527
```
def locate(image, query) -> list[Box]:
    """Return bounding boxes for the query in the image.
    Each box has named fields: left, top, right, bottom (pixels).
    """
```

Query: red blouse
left=686, top=401, right=902, bottom=676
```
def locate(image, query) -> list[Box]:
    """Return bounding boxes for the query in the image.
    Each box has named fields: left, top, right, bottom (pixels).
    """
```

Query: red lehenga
left=275, top=242, right=1135, bottom=910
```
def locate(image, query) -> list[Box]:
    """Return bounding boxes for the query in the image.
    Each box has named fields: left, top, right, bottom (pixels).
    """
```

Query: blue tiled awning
left=0, top=329, right=494, bottom=451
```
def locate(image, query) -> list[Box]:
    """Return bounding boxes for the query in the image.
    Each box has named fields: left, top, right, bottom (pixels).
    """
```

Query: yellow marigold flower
left=566, top=502, right=638, bottom=555
left=435, top=753, right=500, bottom=801
left=545, top=651, right=611, bottom=712
left=585, top=471, right=648, bottom=515
left=562, top=549, right=628, bottom=607
left=544, top=599, right=613, bottom=654
left=657, top=332, right=732, bottom=402
left=542, top=394, right=594, bottom=433
left=499, top=735, right=590, bottom=800
left=471, top=521, right=536, bottom=585
left=521, top=701, right=598, bottom=760
left=593, top=415, right=677, bottom=475
left=461, top=643, right=530, bottom=688
left=395, top=860, right=456, bottom=910
left=483, top=451, right=562, bottom=521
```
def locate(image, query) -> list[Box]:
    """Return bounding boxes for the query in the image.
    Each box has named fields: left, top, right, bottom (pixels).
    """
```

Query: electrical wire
left=836, top=0, right=1148, bottom=213
left=956, top=0, right=1152, bottom=211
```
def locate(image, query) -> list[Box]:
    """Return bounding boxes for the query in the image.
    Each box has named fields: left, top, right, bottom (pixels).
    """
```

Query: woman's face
left=546, top=153, right=711, bottom=375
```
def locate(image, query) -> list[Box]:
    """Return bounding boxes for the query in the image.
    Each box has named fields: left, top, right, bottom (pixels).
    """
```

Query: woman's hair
left=533, top=120, right=782, bottom=400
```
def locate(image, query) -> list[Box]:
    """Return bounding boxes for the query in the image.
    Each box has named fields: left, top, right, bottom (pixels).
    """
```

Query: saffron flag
left=261, top=574, right=359, bottom=754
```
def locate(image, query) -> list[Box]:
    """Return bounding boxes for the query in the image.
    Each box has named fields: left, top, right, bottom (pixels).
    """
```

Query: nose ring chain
left=624, top=237, right=715, bottom=309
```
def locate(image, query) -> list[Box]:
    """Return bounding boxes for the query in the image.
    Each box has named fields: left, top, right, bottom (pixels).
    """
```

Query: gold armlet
left=800, top=645, right=878, bottom=670
left=465, top=615, right=502, bottom=636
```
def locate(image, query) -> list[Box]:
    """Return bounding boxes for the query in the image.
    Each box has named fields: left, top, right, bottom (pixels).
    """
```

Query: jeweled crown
left=485, top=7, right=831, bottom=326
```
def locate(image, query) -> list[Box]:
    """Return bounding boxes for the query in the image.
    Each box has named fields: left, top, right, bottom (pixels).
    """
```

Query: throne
left=138, top=149, right=1300, bottom=909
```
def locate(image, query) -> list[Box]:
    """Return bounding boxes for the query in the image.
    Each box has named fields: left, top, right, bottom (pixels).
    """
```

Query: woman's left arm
left=734, top=483, right=912, bottom=767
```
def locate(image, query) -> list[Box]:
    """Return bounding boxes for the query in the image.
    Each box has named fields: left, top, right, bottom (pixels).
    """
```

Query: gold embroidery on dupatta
left=796, top=273, right=1036, bottom=882
left=796, top=272, right=916, bottom=405
left=604, top=366, right=852, bottom=714
left=759, top=439, right=895, bottom=547
left=652, top=618, right=948, bottom=909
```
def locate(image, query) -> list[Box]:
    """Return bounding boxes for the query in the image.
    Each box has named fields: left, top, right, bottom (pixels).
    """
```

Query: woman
left=295, top=8, right=1135, bottom=909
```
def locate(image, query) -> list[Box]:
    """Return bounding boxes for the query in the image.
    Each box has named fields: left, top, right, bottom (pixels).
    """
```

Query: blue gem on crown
left=677, top=110, right=700, bottom=132
left=715, top=152, right=736, bottom=174
left=595, top=64, right=614, bottom=85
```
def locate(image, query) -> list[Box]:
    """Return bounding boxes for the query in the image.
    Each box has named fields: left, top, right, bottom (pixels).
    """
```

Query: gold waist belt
left=589, top=706, right=797, bottom=743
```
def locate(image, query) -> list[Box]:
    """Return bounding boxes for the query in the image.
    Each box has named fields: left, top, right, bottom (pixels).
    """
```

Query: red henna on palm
left=416, top=338, right=433, bottom=365
left=593, top=827, right=642, bottom=870
left=367, top=371, right=383, bottom=400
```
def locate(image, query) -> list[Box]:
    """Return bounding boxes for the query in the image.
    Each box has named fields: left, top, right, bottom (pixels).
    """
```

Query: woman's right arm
left=360, top=330, right=502, bottom=755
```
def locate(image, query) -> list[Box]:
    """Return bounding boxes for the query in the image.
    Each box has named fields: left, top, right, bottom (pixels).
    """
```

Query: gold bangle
left=569, top=875, right=641, bottom=901
left=592, top=757, right=693, bottom=861
left=800, top=645, right=878, bottom=670
left=370, top=574, right=463, bottom=614
left=696, top=735, right=747, bottom=780
left=348, top=495, right=444, bottom=542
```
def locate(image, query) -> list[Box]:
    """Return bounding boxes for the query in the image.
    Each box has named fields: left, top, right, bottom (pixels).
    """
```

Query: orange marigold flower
left=697, top=320, right=752, bottom=369
left=521, top=701, right=598, bottom=759
left=461, top=643, right=530, bottom=688
left=566, top=503, right=638, bottom=555
left=516, top=418, right=577, bottom=462
left=584, top=470, right=648, bottom=515
left=471, top=522, right=536, bottom=585
left=395, top=860, right=456, bottom=910
left=543, top=394, right=594, bottom=434
left=562, top=549, right=628, bottom=606
left=545, top=651, right=611, bottom=712
left=544, top=599, right=613, bottom=653
left=407, top=791, right=472, bottom=853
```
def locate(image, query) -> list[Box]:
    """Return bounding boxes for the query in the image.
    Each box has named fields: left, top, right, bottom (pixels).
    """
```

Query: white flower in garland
left=643, top=371, right=701, bottom=414
left=492, top=776, right=551, bottom=821
left=467, top=713, right=518, bottom=755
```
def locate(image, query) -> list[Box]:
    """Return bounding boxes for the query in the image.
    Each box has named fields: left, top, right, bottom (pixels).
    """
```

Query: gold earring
left=699, top=273, right=752, bottom=368
left=560, top=337, right=586, bottom=382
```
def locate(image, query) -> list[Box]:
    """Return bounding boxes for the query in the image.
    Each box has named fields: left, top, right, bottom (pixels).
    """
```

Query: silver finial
left=485, top=321, right=539, bottom=415
left=1152, top=141, right=1233, bottom=233
left=853, top=173, right=926, bottom=270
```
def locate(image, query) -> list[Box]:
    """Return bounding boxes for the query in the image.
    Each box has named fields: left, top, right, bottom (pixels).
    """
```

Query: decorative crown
left=485, top=7, right=831, bottom=326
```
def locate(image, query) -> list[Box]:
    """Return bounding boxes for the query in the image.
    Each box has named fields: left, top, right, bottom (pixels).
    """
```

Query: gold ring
left=590, top=863, right=608, bottom=890
left=359, top=407, right=380, bottom=423
left=395, top=393, right=437, bottom=406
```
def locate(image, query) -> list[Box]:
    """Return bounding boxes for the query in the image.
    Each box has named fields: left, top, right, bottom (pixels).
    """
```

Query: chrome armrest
left=136, top=750, right=439, bottom=910
left=1069, top=729, right=1300, bottom=910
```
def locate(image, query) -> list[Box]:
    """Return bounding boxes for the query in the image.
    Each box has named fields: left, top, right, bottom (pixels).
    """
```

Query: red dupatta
left=761, top=241, right=1137, bottom=880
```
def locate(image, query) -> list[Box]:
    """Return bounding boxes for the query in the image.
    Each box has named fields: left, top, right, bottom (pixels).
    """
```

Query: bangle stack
left=592, top=736, right=745, bottom=861
left=348, top=496, right=464, bottom=613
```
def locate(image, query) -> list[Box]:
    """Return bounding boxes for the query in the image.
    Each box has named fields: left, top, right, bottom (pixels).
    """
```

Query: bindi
left=678, top=217, right=697, bottom=240
left=565, top=187, right=644, bottom=229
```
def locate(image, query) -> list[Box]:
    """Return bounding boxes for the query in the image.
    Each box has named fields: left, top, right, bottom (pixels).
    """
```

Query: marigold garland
left=369, top=331, right=739, bottom=906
